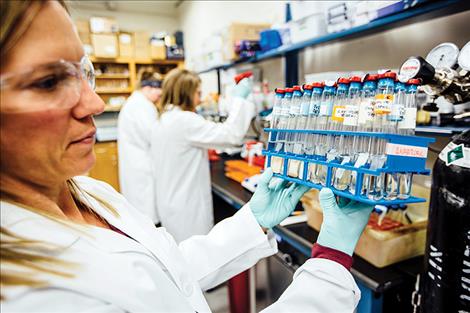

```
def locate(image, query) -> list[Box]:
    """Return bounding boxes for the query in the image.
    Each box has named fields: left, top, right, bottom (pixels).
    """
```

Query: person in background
left=151, top=69, right=255, bottom=242
left=117, top=69, right=162, bottom=225
left=1, top=1, right=374, bottom=312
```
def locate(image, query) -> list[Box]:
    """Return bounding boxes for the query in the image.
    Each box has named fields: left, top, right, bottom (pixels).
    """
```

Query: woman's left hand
left=250, top=168, right=311, bottom=229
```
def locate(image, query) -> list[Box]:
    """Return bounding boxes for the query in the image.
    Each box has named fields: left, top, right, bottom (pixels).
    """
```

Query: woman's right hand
left=232, top=78, right=253, bottom=100
left=316, top=188, right=374, bottom=256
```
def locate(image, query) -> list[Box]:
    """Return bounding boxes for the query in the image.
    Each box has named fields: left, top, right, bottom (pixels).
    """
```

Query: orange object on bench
left=224, top=160, right=262, bottom=183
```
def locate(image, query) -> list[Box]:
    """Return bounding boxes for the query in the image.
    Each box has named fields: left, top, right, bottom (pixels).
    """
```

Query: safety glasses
left=0, top=55, right=95, bottom=113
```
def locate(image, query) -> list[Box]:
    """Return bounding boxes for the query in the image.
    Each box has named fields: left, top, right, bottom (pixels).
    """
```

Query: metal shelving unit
left=198, top=0, right=468, bottom=86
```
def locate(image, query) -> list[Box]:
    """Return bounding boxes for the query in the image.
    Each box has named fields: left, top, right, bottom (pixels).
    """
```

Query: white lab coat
left=0, top=176, right=361, bottom=313
left=150, top=98, right=255, bottom=242
left=117, top=91, right=159, bottom=223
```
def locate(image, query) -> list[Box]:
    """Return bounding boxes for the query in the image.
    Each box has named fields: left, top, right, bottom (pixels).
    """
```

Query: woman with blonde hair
left=151, top=68, right=256, bottom=242
left=0, top=1, right=372, bottom=312
left=118, top=68, right=162, bottom=225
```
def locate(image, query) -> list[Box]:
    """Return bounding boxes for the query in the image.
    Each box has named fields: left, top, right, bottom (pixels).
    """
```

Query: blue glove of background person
left=232, top=77, right=253, bottom=99
left=250, top=168, right=311, bottom=229
left=317, top=188, right=374, bottom=256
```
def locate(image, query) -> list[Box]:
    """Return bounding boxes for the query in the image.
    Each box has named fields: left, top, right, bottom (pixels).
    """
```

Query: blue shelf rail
left=263, top=128, right=435, bottom=205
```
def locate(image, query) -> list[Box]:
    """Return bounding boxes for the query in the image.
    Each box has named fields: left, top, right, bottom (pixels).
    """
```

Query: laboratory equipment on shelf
left=399, top=41, right=470, bottom=110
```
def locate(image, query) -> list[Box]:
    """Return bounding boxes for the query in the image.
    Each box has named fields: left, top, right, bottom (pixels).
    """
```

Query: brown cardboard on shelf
left=91, top=34, right=118, bottom=58
left=150, top=40, right=166, bottom=60
left=119, top=33, right=134, bottom=58
left=134, top=31, right=151, bottom=59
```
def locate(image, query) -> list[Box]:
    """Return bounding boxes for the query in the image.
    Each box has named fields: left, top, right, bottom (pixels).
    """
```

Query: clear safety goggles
left=0, top=55, right=95, bottom=113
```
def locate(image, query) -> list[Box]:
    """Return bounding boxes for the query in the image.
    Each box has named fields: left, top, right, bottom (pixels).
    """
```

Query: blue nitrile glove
left=232, top=77, right=253, bottom=99
left=317, top=188, right=374, bottom=256
left=250, top=168, right=311, bottom=229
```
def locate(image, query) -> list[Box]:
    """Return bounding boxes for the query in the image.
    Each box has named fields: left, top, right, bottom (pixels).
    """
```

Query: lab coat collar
left=131, top=90, right=155, bottom=107
left=163, top=104, right=182, bottom=113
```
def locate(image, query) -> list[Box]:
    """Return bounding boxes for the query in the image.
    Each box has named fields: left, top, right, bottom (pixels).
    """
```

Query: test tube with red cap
left=285, top=85, right=303, bottom=154
left=396, top=78, right=420, bottom=199
left=348, top=74, right=378, bottom=195
left=332, top=76, right=363, bottom=191
left=312, top=81, right=337, bottom=185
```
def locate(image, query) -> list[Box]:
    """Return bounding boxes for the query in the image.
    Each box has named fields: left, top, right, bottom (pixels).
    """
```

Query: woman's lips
left=71, top=129, right=96, bottom=146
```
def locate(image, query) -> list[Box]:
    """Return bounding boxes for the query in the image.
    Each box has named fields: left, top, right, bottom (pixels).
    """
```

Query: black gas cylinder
left=422, top=130, right=470, bottom=312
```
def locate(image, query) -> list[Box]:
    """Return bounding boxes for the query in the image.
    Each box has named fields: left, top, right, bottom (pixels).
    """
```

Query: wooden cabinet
left=88, top=141, right=120, bottom=191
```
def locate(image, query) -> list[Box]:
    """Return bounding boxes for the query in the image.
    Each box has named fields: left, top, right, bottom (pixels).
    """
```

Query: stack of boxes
left=197, top=22, right=270, bottom=71
left=74, top=17, right=183, bottom=60
left=89, top=17, right=120, bottom=58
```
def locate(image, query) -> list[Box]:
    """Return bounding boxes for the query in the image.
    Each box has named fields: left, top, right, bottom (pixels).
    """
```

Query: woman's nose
left=72, top=79, right=105, bottom=119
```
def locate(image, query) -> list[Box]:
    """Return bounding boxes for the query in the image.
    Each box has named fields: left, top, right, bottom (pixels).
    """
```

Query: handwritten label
left=386, top=143, right=428, bottom=158
left=331, top=105, right=346, bottom=122
left=374, top=94, right=393, bottom=115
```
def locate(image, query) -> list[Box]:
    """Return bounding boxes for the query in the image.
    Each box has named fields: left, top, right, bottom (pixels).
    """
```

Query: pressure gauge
left=399, top=56, right=435, bottom=83
left=425, top=42, right=460, bottom=69
left=457, top=41, right=470, bottom=71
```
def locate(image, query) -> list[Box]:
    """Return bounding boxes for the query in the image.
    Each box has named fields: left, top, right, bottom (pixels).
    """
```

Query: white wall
left=177, top=1, right=286, bottom=95
left=68, top=6, right=179, bottom=33
left=177, top=1, right=285, bottom=64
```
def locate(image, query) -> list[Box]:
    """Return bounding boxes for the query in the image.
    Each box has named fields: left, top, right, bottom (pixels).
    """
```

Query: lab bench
left=210, top=156, right=423, bottom=313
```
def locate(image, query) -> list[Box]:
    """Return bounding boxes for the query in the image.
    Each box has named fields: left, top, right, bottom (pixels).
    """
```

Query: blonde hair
left=137, top=67, right=163, bottom=89
left=159, top=68, right=201, bottom=113
left=0, top=0, right=118, bottom=300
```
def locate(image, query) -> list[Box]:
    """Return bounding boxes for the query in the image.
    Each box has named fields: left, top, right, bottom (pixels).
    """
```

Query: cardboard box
left=301, top=189, right=428, bottom=268
left=134, top=31, right=150, bottom=59
left=75, top=19, right=91, bottom=45
left=118, top=33, right=134, bottom=58
left=150, top=39, right=166, bottom=60
left=91, top=34, right=118, bottom=58
left=89, top=16, right=119, bottom=33
left=223, top=23, right=270, bottom=60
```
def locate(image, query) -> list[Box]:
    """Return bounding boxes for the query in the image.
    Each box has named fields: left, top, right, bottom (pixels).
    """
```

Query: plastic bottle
left=333, top=76, right=362, bottom=191
left=312, top=81, right=336, bottom=185
left=397, top=79, right=420, bottom=199
left=367, top=71, right=396, bottom=200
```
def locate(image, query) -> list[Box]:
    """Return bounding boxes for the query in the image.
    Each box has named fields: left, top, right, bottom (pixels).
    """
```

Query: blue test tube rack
left=263, top=128, right=435, bottom=205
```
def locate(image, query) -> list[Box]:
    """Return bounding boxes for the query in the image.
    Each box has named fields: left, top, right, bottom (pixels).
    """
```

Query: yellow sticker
left=331, top=105, right=346, bottom=122
left=374, top=94, right=393, bottom=115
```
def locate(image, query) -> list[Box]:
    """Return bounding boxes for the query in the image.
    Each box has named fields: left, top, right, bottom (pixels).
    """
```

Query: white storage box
left=289, top=13, right=327, bottom=44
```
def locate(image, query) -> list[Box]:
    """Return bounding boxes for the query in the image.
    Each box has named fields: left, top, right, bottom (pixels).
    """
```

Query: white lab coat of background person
left=1, top=176, right=361, bottom=313
left=150, top=97, right=256, bottom=242
left=118, top=90, right=159, bottom=224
